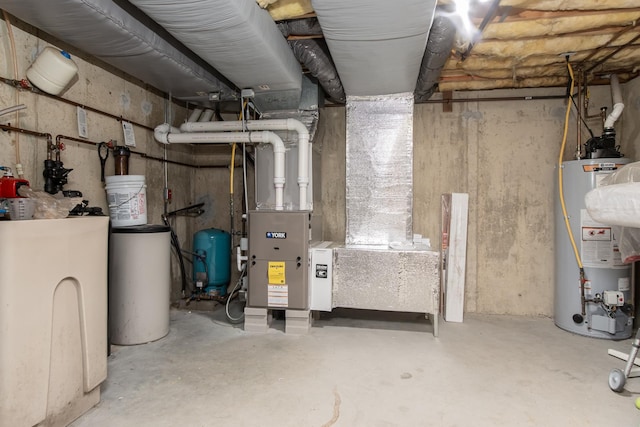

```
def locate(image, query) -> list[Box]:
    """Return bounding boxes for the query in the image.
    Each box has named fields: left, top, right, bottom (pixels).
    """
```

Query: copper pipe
left=55, top=135, right=239, bottom=169
left=0, top=123, right=240, bottom=169
left=0, top=76, right=154, bottom=131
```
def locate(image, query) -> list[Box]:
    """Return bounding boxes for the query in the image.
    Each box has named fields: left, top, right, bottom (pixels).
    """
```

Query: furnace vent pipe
left=154, top=124, right=286, bottom=210
left=180, top=118, right=310, bottom=210
left=198, top=109, right=214, bottom=122
left=187, top=108, right=203, bottom=123
left=604, top=74, right=624, bottom=130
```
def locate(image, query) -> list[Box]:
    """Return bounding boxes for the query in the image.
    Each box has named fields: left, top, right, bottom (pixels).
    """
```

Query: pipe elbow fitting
left=287, top=118, right=309, bottom=139
left=154, top=123, right=171, bottom=144
left=604, top=103, right=624, bottom=129
left=180, top=122, right=194, bottom=133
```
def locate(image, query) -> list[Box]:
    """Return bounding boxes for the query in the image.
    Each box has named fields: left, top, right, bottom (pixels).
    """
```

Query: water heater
left=554, top=158, right=632, bottom=339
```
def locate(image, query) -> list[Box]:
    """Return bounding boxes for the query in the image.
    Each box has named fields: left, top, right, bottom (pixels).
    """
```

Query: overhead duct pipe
left=289, top=39, right=346, bottom=103
left=275, top=17, right=345, bottom=103
left=180, top=118, right=311, bottom=210
left=415, top=14, right=457, bottom=102
left=154, top=124, right=286, bottom=210
left=277, top=18, right=323, bottom=38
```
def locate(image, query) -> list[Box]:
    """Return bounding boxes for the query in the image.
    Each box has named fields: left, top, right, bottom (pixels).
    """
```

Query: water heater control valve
left=603, top=291, right=624, bottom=307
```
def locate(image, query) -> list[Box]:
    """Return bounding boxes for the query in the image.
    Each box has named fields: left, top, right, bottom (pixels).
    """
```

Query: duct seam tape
left=105, top=175, right=147, bottom=226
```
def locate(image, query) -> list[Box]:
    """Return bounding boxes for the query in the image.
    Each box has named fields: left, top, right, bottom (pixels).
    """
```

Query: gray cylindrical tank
left=109, top=224, right=171, bottom=345
left=554, top=158, right=632, bottom=339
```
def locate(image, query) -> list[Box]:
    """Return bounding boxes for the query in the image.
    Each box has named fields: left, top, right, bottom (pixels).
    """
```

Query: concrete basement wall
left=4, top=12, right=633, bottom=311
left=0, top=16, right=200, bottom=300
left=317, top=85, right=621, bottom=316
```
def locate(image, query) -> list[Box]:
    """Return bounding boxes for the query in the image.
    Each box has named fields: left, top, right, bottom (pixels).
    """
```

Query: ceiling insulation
left=473, top=32, right=640, bottom=58
left=267, top=0, right=640, bottom=96
left=3, top=0, right=639, bottom=104
left=482, top=12, right=640, bottom=40
left=265, top=0, right=313, bottom=21
left=497, top=0, right=640, bottom=10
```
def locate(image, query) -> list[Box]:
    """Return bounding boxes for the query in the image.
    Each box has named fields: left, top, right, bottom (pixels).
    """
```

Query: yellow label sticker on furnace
left=268, top=261, right=286, bottom=284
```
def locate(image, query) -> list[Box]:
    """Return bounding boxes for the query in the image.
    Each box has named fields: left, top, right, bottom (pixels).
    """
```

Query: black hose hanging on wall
left=289, top=39, right=346, bottom=104
left=415, top=14, right=457, bottom=102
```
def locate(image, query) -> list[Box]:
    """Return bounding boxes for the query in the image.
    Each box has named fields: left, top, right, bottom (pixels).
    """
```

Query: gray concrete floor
left=72, top=308, right=640, bottom=427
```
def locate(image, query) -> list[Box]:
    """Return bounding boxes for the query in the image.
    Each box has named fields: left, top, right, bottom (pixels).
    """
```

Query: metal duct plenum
left=345, top=94, right=414, bottom=246
left=415, top=14, right=457, bottom=102
left=129, top=0, right=303, bottom=111
left=311, top=0, right=437, bottom=96
left=289, top=39, right=345, bottom=103
left=0, top=0, right=237, bottom=100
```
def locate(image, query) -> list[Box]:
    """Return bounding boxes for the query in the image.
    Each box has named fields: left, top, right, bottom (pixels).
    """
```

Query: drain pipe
left=154, top=124, right=286, bottom=210
left=179, top=119, right=311, bottom=210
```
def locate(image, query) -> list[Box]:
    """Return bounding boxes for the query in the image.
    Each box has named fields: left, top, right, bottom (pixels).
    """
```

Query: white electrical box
left=309, top=242, right=335, bottom=311
left=603, top=291, right=624, bottom=306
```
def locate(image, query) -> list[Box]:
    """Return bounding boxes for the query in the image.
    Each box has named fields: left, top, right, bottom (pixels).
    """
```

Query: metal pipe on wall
left=0, top=77, right=155, bottom=132
left=0, top=124, right=238, bottom=169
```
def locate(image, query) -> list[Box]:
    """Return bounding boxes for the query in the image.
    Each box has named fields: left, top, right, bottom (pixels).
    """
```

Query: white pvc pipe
left=0, top=104, right=26, bottom=117
left=198, top=109, right=214, bottom=122
left=154, top=124, right=286, bottom=210
left=154, top=124, right=181, bottom=144
left=180, top=118, right=311, bottom=210
left=187, top=108, right=203, bottom=123
left=604, top=74, right=624, bottom=130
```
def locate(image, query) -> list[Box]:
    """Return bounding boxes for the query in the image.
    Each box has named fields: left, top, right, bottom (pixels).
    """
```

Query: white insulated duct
left=180, top=119, right=311, bottom=211
left=129, top=0, right=303, bottom=110
left=154, top=125, right=286, bottom=210
left=311, top=0, right=437, bottom=96
left=604, top=74, right=624, bottom=130
left=0, top=0, right=237, bottom=100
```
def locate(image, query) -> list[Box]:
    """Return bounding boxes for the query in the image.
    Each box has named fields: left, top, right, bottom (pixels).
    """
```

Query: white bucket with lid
left=105, top=175, right=147, bottom=226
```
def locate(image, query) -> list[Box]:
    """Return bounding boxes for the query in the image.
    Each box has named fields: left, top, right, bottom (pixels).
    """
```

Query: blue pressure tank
left=192, top=228, right=231, bottom=296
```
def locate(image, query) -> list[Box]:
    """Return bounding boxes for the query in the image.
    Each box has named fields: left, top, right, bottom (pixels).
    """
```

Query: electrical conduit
left=179, top=118, right=311, bottom=210
left=154, top=124, right=286, bottom=210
